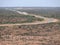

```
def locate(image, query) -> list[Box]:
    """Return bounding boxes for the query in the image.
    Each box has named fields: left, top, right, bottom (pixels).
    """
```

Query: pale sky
left=0, top=0, right=60, bottom=7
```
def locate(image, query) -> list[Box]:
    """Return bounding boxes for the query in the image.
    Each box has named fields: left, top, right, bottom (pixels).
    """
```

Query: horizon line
left=0, top=6, right=60, bottom=8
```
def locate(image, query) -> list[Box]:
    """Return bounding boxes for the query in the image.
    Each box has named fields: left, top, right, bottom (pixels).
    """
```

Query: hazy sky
left=0, top=0, right=60, bottom=7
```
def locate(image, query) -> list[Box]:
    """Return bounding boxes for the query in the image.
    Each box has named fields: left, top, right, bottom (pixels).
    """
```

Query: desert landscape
left=0, top=7, right=60, bottom=45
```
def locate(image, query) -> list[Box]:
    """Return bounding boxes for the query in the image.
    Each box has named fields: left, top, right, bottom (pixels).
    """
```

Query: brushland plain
left=0, top=7, right=60, bottom=45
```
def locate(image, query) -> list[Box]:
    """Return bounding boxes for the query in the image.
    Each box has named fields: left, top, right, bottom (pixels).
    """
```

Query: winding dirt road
left=0, top=9, right=59, bottom=26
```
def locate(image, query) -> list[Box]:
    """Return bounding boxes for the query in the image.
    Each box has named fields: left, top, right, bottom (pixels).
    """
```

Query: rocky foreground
left=0, top=23, right=60, bottom=45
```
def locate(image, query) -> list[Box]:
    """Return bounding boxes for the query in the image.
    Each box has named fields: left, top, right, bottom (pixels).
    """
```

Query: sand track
left=0, top=9, right=59, bottom=26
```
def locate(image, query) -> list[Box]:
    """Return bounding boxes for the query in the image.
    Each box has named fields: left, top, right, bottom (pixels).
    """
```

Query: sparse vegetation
left=18, top=7, right=60, bottom=19
left=0, top=7, right=60, bottom=45
left=0, top=9, right=44, bottom=24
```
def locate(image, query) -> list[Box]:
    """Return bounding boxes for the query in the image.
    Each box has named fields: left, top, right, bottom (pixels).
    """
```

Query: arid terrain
left=0, top=7, right=60, bottom=45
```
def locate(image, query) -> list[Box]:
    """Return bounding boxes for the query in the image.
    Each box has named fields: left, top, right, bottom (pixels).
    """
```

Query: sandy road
left=0, top=9, right=59, bottom=26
